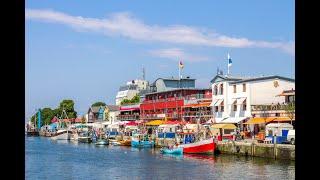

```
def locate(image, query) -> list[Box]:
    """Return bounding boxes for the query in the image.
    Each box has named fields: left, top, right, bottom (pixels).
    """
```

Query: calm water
left=26, top=137, right=295, bottom=180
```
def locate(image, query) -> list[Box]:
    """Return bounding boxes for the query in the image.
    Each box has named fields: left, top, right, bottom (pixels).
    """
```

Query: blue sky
left=25, top=0, right=295, bottom=120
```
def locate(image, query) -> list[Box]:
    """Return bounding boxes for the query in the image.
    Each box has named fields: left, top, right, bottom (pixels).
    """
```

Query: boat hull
left=51, top=132, right=71, bottom=140
left=160, top=147, right=183, bottom=155
left=26, top=131, right=39, bottom=136
left=78, top=137, right=92, bottom=143
left=95, top=139, right=109, bottom=146
left=131, top=140, right=154, bottom=148
left=178, top=138, right=215, bottom=154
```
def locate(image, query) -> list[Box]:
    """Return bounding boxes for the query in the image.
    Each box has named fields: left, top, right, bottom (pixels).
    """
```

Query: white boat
left=51, top=130, right=71, bottom=140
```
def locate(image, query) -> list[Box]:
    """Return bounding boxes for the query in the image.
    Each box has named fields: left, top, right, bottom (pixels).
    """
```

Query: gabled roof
left=229, top=75, right=295, bottom=84
left=210, top=74, right=244, bottom=84
left=88, top=106, right=104, bottom=113
left=106, top=105, right=120, bottom=111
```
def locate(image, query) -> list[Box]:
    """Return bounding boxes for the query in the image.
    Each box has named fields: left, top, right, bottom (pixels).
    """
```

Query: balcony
left=214, top=112, right=222, bottom=118
left=116, top=114, right=140, bottom=121
left=183, top=111, right=213, bottom=117
left=239, top=111, right=246, bottom=117
left=229, top=111, right=236, bottom=117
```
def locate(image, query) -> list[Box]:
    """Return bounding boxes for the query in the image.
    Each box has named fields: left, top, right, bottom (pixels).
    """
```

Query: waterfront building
left=210, top=74, right=295, bottom=133
left=140, top=88, right=212, bottom=123
left=149, top=77, right=196, bottom=92
left=116, top=103, right=141, bottom=122
left=115, top=79, right=149, bottom=106
left=103, top=105, right=120, bottom=125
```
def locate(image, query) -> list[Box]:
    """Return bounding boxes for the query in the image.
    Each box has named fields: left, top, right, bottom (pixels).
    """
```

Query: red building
left=140, top=88, right=212, bottom=123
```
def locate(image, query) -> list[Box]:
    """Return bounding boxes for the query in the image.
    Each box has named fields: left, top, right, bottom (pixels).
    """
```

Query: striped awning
left=212, top=123, right=237, bottom=129
left=243, top=117, right=276, bottom=124
left=145, top=120, right=165, bottom=126
left=183, top=102, right=211, bottom=108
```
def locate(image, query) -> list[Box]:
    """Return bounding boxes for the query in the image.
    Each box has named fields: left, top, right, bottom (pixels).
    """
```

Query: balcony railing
left=239, top=111, right=246, bottom=117
left=229, top=111, right=236, bottom=117
left=143, top=94, right=212, bottom=104
left=183, top=111, right=212, bottom=117
left=116, top=115, right=140, bottom=121
left=251, top=103, right=294, bottom=111
left=214, top=112, right=222, bottom=118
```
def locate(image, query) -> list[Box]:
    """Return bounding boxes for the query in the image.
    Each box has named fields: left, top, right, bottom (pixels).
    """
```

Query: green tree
left=59, top=99, right=77, bottom=118
left=91, top=102, right=106, bottom=107
left=284, top=102, right=295, bottom=124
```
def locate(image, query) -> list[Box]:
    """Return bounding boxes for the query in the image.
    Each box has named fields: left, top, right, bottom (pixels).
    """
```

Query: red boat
left=178, top=138, right=215, bottom=154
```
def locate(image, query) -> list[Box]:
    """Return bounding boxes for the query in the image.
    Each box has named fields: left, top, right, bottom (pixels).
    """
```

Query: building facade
left=210, top=75, right=295, bottom=127
left=140, top=88, right=212, bottom=123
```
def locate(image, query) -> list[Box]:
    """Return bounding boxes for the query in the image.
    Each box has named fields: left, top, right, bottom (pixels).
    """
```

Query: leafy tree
left=29, top=99, right=78, bottom=128
left=120, top=94, right=140, bottom=105
left=59, top=99, right=77, bottom=118
left=91, top=102, right=106, bottom=107
left=284, top=102, right=295, bottom=124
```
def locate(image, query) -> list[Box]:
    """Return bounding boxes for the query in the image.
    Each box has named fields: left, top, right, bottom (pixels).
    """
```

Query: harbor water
left=26, top=137, right=295, bottom=179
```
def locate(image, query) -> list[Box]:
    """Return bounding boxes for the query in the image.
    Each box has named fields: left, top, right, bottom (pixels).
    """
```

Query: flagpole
left=179, top=62, right=181, bottom=88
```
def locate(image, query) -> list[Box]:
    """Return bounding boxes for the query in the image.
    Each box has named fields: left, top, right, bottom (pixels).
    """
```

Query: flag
left=179, top=60, right=184, bottom=69
left=227, top=53, right=232, bottom=67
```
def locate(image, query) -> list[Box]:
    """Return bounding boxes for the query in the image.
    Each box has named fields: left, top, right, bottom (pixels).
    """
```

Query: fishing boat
left=160, top=147, right=183, bottom=155
left=78, top=131, right=92, bottom=143
left=119, top=139, right=131, bottom=146
left=131, top=133, right=155, bottom=148
left=95, top=133, right=109, bottom=146
left=178, top=138, right=215, bottom=154
left=176, top=115, right=215, bottom=154
left=51, top=129, right=71, bottom=140
left=95, top=138, right=109, bottom=146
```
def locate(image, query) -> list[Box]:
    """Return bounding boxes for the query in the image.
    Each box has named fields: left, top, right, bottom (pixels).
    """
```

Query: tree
left=284, top=102, right=295, bottom=124
left=91, top=102, right=106, bottom=107
left=59, top=99, right=77, bottom=118
left=29, top=108, right=55, bottom=127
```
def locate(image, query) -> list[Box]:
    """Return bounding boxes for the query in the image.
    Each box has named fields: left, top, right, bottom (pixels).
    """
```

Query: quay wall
left=216, top=141, right=295, bottom=161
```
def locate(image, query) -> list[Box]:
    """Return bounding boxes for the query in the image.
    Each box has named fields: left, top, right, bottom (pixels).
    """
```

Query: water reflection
left=26, top=137, right=295, bottom=180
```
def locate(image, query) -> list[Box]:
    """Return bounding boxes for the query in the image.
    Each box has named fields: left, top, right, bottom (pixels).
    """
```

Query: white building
left=210, top=74, right=295, bottom=125
left=115, top=79, right=149, bottom=105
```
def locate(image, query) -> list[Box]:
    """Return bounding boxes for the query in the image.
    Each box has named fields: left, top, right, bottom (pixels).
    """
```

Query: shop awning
left=145, top=120, right=165, bottom=126
left=214, top=99, right=223, bottom=106
left=220, top=117, right=248, bottom=123
left=243, top=117, right=277, bottom=124
left=212, top=123, right=237, bottom=129
left=209, top=99, right=219, bottom=106
left=229, top=98, right=237, bottom=105
left=272, top=117, right=295, bottom=122
left=236, top=97, right=247, bottom=105
left=183, top=102, right=211, bottom=108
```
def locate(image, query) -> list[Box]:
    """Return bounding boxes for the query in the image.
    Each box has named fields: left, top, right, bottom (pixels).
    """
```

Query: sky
left=25, top=0, right=295, bottom=120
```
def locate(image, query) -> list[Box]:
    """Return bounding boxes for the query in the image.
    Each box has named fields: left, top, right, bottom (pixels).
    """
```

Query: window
left=233, top=104, right=237, bottom=111
left=214, top=85, right=218, bottom=95
left=242, top=100, right=247, bottom=111
left=220, top=84, right=224, bottom=95
left=220, top=101, right=224, bottom=112
left=215, top=106, right=219, bottom=112
left=243, top=84, right=246, bottom=92
left=233, top=85, right=236, bottom=93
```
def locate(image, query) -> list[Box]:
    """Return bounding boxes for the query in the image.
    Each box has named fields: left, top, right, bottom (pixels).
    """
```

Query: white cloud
left=26, top=9, right=294, bottom=55
left=149, top=48, right=209, bottom=62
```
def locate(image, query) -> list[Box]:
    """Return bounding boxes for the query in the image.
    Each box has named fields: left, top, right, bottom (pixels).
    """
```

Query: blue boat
left=160, top=147, right=183, bottom=155
left=131, top=133, right=155, bottom=148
